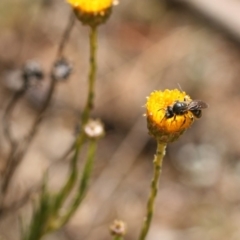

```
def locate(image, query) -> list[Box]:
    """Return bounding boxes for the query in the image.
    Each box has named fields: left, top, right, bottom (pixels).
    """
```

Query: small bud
left=109, top=219, right=126, bottom=237
left=51, top=58, right=72, bottom=81
left=84, top=119, right=105, bottom=139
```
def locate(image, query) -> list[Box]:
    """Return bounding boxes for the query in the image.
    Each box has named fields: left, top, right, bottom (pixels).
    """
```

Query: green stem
left=51, top=133, right=86, bottom=216
left=56, top=140, right=97, bottom=227
left=113, top=236, right=124, bottom=240
left=54, top=26, right=98, bottom=210
left=81, top=26, right=98, bottom=124
left=48, top=25, right=99, bottom=232
left=138, top=142, right=166, bottom=240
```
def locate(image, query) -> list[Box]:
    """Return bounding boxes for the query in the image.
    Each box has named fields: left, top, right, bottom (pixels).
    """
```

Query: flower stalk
left=81, top=26, right=97, bottom=124
left=50, top=25, right=99, bottom=227
left=51, top=25, right=99, bottom=226
left=51, top=133, right=86, bottom=217
left=113, top=236, right=124, bottom=240
left=46, top=24, right=100, bottom=232
left=55, top=139, right=97, bottom=227
left=138, top=142, right=166, bottom=240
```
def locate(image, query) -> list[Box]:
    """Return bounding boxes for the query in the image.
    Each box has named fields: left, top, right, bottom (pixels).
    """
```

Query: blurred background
left=1, top=0, right=240, bottom=239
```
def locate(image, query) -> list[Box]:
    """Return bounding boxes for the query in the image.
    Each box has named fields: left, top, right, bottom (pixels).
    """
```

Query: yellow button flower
left=68, top=0, right=113, bottom=13
left=67, top=0, right=115, bottom=26
left=146, top=89, right=195, bottom=143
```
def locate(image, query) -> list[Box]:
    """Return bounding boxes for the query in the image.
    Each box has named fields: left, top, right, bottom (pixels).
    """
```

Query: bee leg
left=181, top=115, right=186, bottom=127
left=159, top=108, right=167, bottom=123
left=171, top=114, right=177, bottom=124
left=160, top=116, right=166, bottom=123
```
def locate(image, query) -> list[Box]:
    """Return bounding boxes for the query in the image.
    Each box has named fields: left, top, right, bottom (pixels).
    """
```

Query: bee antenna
left=177, top=83, right=184, bottom=92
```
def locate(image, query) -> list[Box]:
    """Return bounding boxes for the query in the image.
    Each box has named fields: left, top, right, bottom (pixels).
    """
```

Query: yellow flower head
left=68, top=0, right=115, bottom=26
left=146, top=89, right=195, bottom=143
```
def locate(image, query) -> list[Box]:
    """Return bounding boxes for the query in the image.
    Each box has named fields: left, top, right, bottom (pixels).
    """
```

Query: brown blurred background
left=1, top=0, right=240, bottom=239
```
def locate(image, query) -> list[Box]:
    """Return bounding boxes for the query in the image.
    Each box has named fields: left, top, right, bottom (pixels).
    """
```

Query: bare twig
left=1, top=77, right=56, bottom=195
left=0, top=11, right=76, bottom=215
left=56, top=12, right=76, bottom=59
left=2, top=90, right=26, bottom=148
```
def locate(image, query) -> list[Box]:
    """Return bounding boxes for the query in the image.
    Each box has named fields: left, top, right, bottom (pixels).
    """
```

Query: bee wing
left=188, top=100, right=208, bottom=110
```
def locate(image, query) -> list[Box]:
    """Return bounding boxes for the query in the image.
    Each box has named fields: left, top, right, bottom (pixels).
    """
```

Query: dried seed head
left=22, top=60, right=44, bottom=87
left=145, top=89, right=194, bottom=143
left=84, top=119, right=105, bottom=139
left=109, top=219, right=126, bottom=237
left=52, top=58, right=72, bottom=81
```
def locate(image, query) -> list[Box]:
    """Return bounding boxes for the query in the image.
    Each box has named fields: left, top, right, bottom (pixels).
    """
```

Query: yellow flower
left=67, top=0, right=115, bottom=26
left=146, top=89, right=194, bottom=143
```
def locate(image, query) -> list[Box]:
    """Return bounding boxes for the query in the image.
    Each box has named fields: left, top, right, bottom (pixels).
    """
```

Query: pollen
left=67, top=0, right=115, bottom=26
left=145, top=89, right=194, bottom=143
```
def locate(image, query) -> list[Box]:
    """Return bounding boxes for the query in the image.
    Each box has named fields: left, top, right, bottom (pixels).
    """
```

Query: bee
left=186, top=100, right=208, bottom=118
left=164, top=99, right=208, bottom=122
